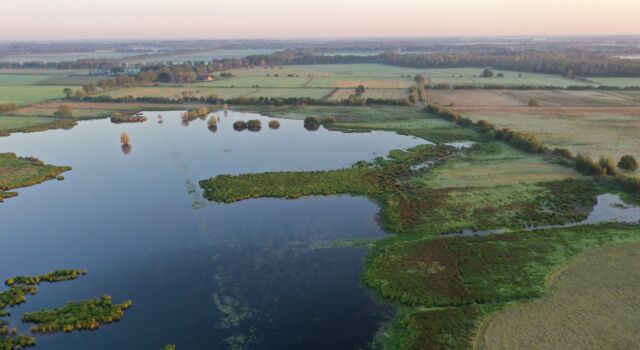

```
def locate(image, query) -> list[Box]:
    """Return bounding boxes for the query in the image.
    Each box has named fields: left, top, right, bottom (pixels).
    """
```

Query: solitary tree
left=82, top=83, right=97, bottom=95
left=120, top=133, right=131, bottom=145
left=54, top=105, right=73, bottom=118
left=62, top=88, right=73, bottom=99
left=481, top=68, right=495, bottom=78
left=355, top=85, right=366, bottom=97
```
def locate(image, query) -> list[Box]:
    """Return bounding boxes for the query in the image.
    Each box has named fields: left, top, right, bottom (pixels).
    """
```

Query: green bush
left=599, top=156, right=617, bottom=175
left=54, top=105, right=73, bottom=118
left=618, top=155, right=639, bottom=171
left=268, top=120, right=280, bottom=129
left=575, top=154, right=606, bottom=175
left=553, top=148, right=574, bottom=160
left=322, top=116, right=337, bottom=125
left=304, top=116, right=321, bottom=131
left=233, top=120, right=247, bottom=131
left=247, top=119, right=262, bottom=131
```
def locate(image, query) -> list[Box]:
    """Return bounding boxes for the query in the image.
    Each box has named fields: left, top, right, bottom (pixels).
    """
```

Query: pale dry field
left=476, top=243, right=640, bottom=350
left=328, top=88, right=409, bottom=101
left=453, top=106, right=640, bottom=166
left=429, top=89, right=640, bottom=107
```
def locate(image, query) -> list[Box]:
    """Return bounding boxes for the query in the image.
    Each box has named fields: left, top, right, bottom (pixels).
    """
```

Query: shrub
left=304, top=116, right=321, bottom=131
left=553, top=148, right=574, bottom=159
left=54, top=105, right=73, bottom=118
left=322, top=116, right=337, bottom=125
left=268, top=120, right=280, bottom=129
left=575, top=154, right=605, bottom=175
left=619, top=175, right=640, bottom=192
left=618, top=155, right=639, bottom=171
left=508, top=132, right=545, bottom=153
left=247, top=119, right=262, bottom=131
left=599, top=156, right=617, bottom=175
left=233, top=120, right=247, bottom=131
left=0, top=103, right=17, bottom=113
left=120, top=133, right=131, bottom=145
left=528, top=98, right=541, bottom=107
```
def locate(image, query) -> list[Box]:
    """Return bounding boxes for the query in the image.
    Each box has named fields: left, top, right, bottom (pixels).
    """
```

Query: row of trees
left=80, top=94, right=411, bottom=107
left=243, top=50, right=640, bottom=78
left=427, top=104, right=640, bottom=193
left=4, top=48, right=640, bottom=78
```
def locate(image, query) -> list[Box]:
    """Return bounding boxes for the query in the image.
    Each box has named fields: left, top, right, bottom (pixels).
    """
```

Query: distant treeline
left=244, top=51, right=640, bottom=77
left=5, top=49, right=640, bottom=78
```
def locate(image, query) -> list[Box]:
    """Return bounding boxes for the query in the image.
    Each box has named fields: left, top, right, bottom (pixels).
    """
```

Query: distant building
left=197, top=74, right=215, bottom=81
left=88, top=68, right=140, bottom=77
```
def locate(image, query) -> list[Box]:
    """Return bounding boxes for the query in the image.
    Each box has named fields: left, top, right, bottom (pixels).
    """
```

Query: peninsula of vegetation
left=0, top=153, right=71, bottom=203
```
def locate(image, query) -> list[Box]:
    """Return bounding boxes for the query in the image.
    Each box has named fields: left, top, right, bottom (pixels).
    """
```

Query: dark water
left=0, top=111, right=425, bottom=349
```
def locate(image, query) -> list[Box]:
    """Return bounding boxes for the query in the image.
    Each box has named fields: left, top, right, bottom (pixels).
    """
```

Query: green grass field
left=0, top=116, right=58, bottom=131
left=423, top=68, right=589, bottom=87
left=0, top=86, right=65, bottom=105
left=419, top=142, right=580, bottom=188
left=477, top=242, right=640, bottom=350
left=587, top=77, right=640, bottom=87
left=0, top=74, right=55, bottom=86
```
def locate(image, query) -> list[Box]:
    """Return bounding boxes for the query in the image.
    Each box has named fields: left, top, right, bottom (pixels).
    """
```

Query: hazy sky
left=2, top=0, right=639, bottom=40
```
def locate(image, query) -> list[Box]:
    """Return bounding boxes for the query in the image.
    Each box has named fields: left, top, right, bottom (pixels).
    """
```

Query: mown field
left=477, top=242, right=640, bottom=350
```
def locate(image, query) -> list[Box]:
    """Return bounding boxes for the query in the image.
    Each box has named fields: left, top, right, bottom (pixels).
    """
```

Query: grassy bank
left=368, top=224, right=640, bottom=349
left=0, top=153, right=71, bottom=202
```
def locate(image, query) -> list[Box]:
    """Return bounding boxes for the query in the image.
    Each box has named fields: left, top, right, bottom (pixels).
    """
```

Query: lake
left=0, top=110, right=425, bottom=349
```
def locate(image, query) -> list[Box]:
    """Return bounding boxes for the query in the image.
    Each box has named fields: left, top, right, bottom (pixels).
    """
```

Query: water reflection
left=0, top=110, right=426, bottom=349
left=121, top=144, right=132, bottom=155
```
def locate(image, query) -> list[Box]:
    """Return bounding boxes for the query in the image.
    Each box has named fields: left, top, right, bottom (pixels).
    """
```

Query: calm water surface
left=0, top=111, right=425, bottom=349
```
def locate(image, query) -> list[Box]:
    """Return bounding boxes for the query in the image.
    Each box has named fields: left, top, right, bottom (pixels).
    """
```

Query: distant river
left=0, top=110, right=425, bottom=349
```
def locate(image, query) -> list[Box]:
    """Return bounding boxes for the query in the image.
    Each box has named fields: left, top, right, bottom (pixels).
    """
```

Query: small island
left=0, top=153, right=71, bottom=203
left=23, top=295, right=133, bottom=334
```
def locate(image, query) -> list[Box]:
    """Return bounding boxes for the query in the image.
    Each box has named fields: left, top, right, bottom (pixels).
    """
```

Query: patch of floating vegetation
left=0, top=153, right=71, bottom=203
left=1, top=270, right=86, bottom=349
left=0, top=286, right=38, bottom=315
left=1, top=269, right=131, bottom=349
left=5, top=269, right=86, bottom=287
left=22, top=295, right=133, bottom=333
left=0, top=325, right=36, bottom=350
